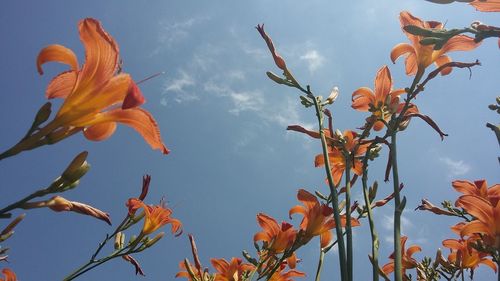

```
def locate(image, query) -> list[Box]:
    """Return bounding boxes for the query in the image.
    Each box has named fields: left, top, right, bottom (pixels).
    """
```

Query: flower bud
left=325, top=86, right=339, bottom=105
left=144, top=232, right=164, bottom=248
left=33, top=102, right=52, bottom=127
left=115, top=232, right=125, bottom=249
left=0, top=214, right=25, bottom=236
left=266, top=71, right=287, bottom=85
left=62, top=151, right=90, bottom=183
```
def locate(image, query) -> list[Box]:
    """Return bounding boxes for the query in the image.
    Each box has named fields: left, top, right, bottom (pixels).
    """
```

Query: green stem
left=311, top=93, right=347, bottom=281
left=390, top=132, right=403, bottom=281
left=0, top=121, right=59, bottom=161
left=362, top=151, right=379, bottom=281
left=344, top=160, right=353, bottom=281
left=315, top=248, right=325, bottom=281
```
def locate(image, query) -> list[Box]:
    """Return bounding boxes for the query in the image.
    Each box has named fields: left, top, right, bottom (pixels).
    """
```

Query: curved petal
left=1, top=268, right=16, bottom=281
left=289, top=205, right=307, bottom=219
left=456, top=195, right=494, bottom=225
left=72, top=18, right=119, bottom=96
left=460, top=220, right=492, bottom=237
left=297, top=189, right=319, bottom=210
left=256, top=213, right=280, bottom=235
left=404, top=52, right=418, bottom=75
left=373, top=120, right=385, bottom=131
left=351, top=87, right=375, bottom=111
left=210, top=258, right=229, bottom=274
left=332, top=166, right=344, bottom=186
left=442, top=239, right=462, bottom=250
left=470, top=1, right=500, bottom=12
left=320, top=229, right=333, bottom=248
left=253, top=231, right=271, bottom=243
left=452, top=180, right=478, bottom=196
left=434, top=55, right=452, bottom=76
left=390, top=43, right=415, bottom=63
left=45, top=70, right=77, bottom=99
left=382, top=261, right=395, bottom=274
left=84, top=107, right=169, bottom=154
left=480, top=258, right=498, bottom=273
left=287, top=252, right=297, bottom=269
left=374, top=66, right=392, bottom=102
left=441, top=35, right=480, bottom=53
left=122, top=80, right=146, bottom=109
left=406, top=245, right=422, bottom=257
left=83, top=122, right=117, bottom=141
left=37, top=44, right=78, bottom=75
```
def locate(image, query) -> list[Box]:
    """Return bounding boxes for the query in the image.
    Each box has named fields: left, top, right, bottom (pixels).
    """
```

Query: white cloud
left=300, top=50, right=324, bottom=73
left=203, top=81, right=264, bottom=115
left=151, top=16, right=210, bottom=56
left=439, top=157, right=471, bottom=178
left=161, top=71, right=197, bottom=105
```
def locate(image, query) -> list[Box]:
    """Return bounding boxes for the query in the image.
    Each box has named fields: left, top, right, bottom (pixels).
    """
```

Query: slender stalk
left=315, top=248, right=325, bottom=281
left=311, top=93, right=347, bottom=281
left=344, top=160, right=353, bottom=281
left=362, top=151, right=379, bottom=281
left=390, top=132, right=403, bottom=281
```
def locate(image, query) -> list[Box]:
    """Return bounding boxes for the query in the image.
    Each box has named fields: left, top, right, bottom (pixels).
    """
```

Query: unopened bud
left=404, top=25, right=435, bottom=37
left=46, top=127, right=72, bottom=144
left=325, top=86, right=339, bottom=105
left=33, top=102, right=52, bottom=127
left=0, top=232, right=14, bottom=242
left=496, top=96, right=500, bottom=104
left=368, top=181, right=378, bottom=203
left=368, top=144, right=382, bottom=160
left=419, top=37, right=442, bottom=46
left=266, top=71, right=287, bottom=85
left=115, top=232, right=125, bottom=249
left=0, top=214, right=25, bottom=236
left=62, top=151, right=90, bottom=183
left=144, top=232, right=164, bottom=248
left=489, top=104, right=498, bottom=110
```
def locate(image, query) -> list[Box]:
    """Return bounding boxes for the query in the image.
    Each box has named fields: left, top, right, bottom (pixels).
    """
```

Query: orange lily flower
left=268, top=264, right=305, bottom=281
left=442, top=238, right=497, bottom=272
left=254, top=213, right=297, bottom=254
left=455, top=195, right=500, bottom=247
left=382, top=236, right=421, bottom=280
left=211, top=257, right=255, bottom=281
left=314, top=130, right=369, bottom=185
left=391, top=11, right=479, bottom=76
left=37, top=18, right=168, bottom=154
left=254, top=213, right=298, bottom=268
left=452, top=179, right=500, bottom=205
left=0, top=269, right=16, bottom=281
left=127, top=198, right=182, bottom=236
left=289, top=189, right=360, bottom=248
left=470, top=0, right=500, bottom=11
left=352, top=65, right=417, bottom=131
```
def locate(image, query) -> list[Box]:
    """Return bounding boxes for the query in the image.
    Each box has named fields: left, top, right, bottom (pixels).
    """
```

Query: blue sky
left=0, top=1, right=499, bottom=280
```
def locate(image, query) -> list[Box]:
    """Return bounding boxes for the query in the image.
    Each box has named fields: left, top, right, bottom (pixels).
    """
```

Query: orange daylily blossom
left=211, top=257, right=255, bottom=281
left=37, top=18, right=169, bottom=154
left=0, top=269, right=16, bottom=281
left=289, top=189, right=360, bottom=248
left=128, top=199, right=182, bottom=236
left=254, top=213, right=298, bottom=268
left=452, top=179, right=500, bottom=206
left=314, top=130, right=370, bottom=185
left=455, top=195, right=500, bottom=248
left=382, top=236, right=421, bottom=280
left=470, top=0, right=500, bottom=11
left=391, top=11, right=479, bottom=77
left=442, top=238, right=497, bottom=272
left=268, top=264, right=305, bottom=281
left=352, top=65, right=418, bottom=131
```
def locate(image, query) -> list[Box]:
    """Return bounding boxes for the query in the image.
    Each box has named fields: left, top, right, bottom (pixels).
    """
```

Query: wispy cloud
left=204, top=81, right=264, bottom=115
left=439, top=157, right=471, bottom=178
left=300, top=50, right=324, bottom=73
left=161, top=71, right=197, bottom=105
left=151, top=16, right=210, bottom=55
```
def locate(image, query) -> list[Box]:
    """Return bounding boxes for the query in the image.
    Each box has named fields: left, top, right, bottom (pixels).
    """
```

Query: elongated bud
left=419, top=37, right=442, bottom=46
left=144, top=232, right=164, bottom=248
left=46, top=127, right=73, bottom=144
left=33, top=102, right=52, bottom=126
left=0, top=214, right=25, bottom=236
left=62, top=151, right=90, bottom=183
left=404, top=25, right=436, bottom=37
left=368, top=181, right=378, bottom=203
left=266, top=71, right=287, bottom=85
left=115, top=232, right=125, bottom=249
left=325, top=86, right=339, bottom=104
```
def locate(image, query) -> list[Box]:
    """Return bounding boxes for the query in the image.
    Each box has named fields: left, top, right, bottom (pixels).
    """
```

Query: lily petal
left=91, top=108, right=169, bottom=154
left=390, top=43, right=415, bottom=64
left=441, top=35, right=480, bottom=53
left=434, top=55, right=452, bottom=76
left=470, top=0, right=500, bottom=12
left=73, top=18, right=119, bottom=96
left=374, top=66, right=392, bottom=102
left=37, top=44, right=79, bottom=75
left=83, top=122, right=117, bottom=141
left=351, top=87, right=375, bottom=111
left=46, top=70, right=77, bottom=99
